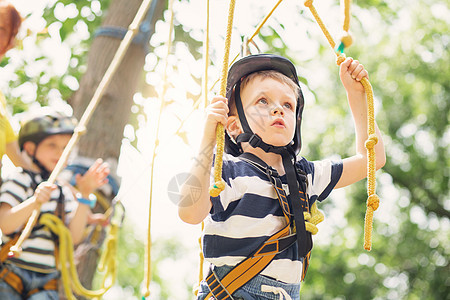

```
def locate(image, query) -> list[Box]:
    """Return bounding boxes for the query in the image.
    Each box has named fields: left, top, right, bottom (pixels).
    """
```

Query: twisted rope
left=40, top=214, right=117, bottom=299
left=304, top=0, right=379, bottom=250
left=304, top=202, right=325, bottom=235
left=143, top=0, right=175, bottom=297
left=209, top=0, right=236, bottom=197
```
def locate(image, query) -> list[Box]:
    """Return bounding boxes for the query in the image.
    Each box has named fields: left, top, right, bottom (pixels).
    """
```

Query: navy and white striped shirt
left=0, top=169, right=77, bottom=273
left=203, top=153, right=343, bottom=283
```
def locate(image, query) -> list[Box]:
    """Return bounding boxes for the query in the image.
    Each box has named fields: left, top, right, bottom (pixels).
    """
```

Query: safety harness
left=205, top=152, right=312, bottom=299
left=0, top=171, right=63, bottom=298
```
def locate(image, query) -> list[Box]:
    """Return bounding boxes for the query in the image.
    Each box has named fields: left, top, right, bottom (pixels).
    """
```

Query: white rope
left=261, top=284, right=292, bottom=300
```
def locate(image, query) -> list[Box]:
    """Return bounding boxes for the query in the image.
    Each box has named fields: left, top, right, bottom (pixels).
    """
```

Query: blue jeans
left=197, top=265, right=301, bottom=300
left=0, top=263, right=59, bottom=300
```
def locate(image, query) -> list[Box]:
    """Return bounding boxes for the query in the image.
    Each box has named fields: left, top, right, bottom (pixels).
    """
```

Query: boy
left=179, top=54, right=385, bottom=299
left=0, top=110, right=110, bottom=299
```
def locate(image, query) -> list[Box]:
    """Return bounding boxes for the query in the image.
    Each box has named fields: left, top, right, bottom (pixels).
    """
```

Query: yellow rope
left=304, top=1, right=336, bottom=50
left=210, top=0, right=284, bottom=93
left=194, top=0, right=210, bottom=296
left=202, top=0, right=211, bottom=110
left=39, top=214, right=118, bottom=299
left=193, top=221, right=205, bottom=296
left=143, top=0, right=175, bottom=297
left=304, top=0, right=379, bottom=250
left=342, top=0, right=351, bottom=32
left=340, top=0, right=353, bottom=49
left=304, top=202, right=325, bottom=235
left=362, top=78, right=379, bottom=250
left=173, top=0, right=284, bottom=140
left=8, top=0, right=155, bottom=258
left=209, top=0, right=236, bottom=197
left=248, top=0, right=284, bottom=43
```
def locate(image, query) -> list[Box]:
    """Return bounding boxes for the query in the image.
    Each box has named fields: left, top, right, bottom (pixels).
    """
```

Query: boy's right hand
left=204, top=96, right=229, bottom=143
left=34, top=182, right=57, bottom=205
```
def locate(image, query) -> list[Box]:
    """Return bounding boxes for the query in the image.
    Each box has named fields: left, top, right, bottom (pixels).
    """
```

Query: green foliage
left=3, top=0, right=112, bottom=111
left=299, top=0, right=449, bottom=298
left=93, top=218, right=189, bottom=299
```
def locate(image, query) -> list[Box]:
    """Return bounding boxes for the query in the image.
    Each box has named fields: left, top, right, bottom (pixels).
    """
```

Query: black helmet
left=224, top=54, right=304, bottom=156
left=19, top=110, right=77, bottom=150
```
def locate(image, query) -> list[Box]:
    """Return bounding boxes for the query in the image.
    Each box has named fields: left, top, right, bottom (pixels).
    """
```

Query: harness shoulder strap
left=205, top=153, right=296, bottom=299
left=241, top=152, right=314, bottom=281
left=0, top=234, right=20, bottom=264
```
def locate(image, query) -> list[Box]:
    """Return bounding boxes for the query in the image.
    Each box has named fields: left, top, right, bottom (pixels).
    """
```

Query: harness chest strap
left=205, top=185, right=294, bottom=299
left=0, top=174, right=65, bottom=295
left=0, top=231, right=60, bottom=297
left=205, top=155, right=303, bottom=299
left=0, top=267, right=58, bottom=297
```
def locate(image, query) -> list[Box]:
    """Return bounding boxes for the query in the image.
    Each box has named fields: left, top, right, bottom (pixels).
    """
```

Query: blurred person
left=0, top=110, right=110, bottom=299
left=0, top=0, right=31, bottom=184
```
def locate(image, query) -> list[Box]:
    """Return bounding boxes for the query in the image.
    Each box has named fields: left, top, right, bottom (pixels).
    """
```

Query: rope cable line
left=209, top=0, right=237, bottom=197
left=303, top=0, right=379, bottom=250
left=143, top=0, right=175, bottom=297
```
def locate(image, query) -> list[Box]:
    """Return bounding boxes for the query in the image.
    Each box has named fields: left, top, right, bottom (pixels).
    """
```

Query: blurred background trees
left=1, top=0, right=448, bottom=299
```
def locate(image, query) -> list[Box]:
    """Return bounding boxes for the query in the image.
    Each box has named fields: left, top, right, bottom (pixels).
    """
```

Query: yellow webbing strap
left=209, top=0, right=237, bottom=197
left=205, top=226, right=290, bottom=299
left=303, top=0, right=379, bottom=250
left=39, top=213, right=118, bottom=300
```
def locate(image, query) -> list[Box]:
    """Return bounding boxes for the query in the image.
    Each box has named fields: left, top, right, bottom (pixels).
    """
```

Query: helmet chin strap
left=27, top=146, right=51, bottom=180
left=233, top=81, right=294, bottom=155
left=233, top=81, right=312, bottom=258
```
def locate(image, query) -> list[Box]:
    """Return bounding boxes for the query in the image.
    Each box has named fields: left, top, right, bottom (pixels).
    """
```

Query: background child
left=0, top=110, right=110, bottom=299
left=0, top=0, right=31, bottom=182
left=179, top=54, right=385, bottom=299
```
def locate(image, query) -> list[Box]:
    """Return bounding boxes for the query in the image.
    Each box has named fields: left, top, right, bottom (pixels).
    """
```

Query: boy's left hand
left=76, top=159, right=110, bottom=196
left=339, top=57, right=368, bottom=94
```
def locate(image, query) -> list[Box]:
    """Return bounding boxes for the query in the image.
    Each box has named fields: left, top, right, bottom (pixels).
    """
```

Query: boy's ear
left=226, top=115, right=243, bottom=139
left=22, top=141, right=36, bottom=157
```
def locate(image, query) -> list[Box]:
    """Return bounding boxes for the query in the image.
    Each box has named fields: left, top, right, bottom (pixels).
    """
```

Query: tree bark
left=66, top=0, right=166, bottom=297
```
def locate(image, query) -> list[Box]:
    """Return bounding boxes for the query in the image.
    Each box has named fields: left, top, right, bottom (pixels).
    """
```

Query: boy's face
left=237, top=76, right=297, bottom=147
left=33, top=134, right=71, bottom=171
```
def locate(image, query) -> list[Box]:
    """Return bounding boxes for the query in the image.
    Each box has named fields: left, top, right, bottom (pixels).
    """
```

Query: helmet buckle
left=248, top=134, right=263, bottom=148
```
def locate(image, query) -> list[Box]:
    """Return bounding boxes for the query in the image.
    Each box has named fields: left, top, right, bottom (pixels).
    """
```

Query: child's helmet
left=224, top=54, right=304, bottom=156
left=19, top=110, right=77, bottom=150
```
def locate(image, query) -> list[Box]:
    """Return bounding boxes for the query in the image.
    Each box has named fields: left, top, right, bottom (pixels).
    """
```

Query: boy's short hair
left=229, top=70, right=300, bottom=115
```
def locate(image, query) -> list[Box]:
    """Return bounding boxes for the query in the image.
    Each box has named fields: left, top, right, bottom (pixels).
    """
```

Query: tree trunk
left=66, top=0, right=166, bottom=298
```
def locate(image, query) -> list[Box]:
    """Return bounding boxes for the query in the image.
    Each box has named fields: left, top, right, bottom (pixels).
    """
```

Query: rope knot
left=336, top=54, right=346, bottom=65
left=367, top=194, right=380, bottom=211
left=304, top=0, right=314, bottom=8
left=209, top=180, right=226, bottom=197
left=340, top=32, right=353, bottom=48
left=364, top=134, right=378, bottom=149
left=74, top=126, right=87, bottom=135
left=304, top=202, right=324, bottom=235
